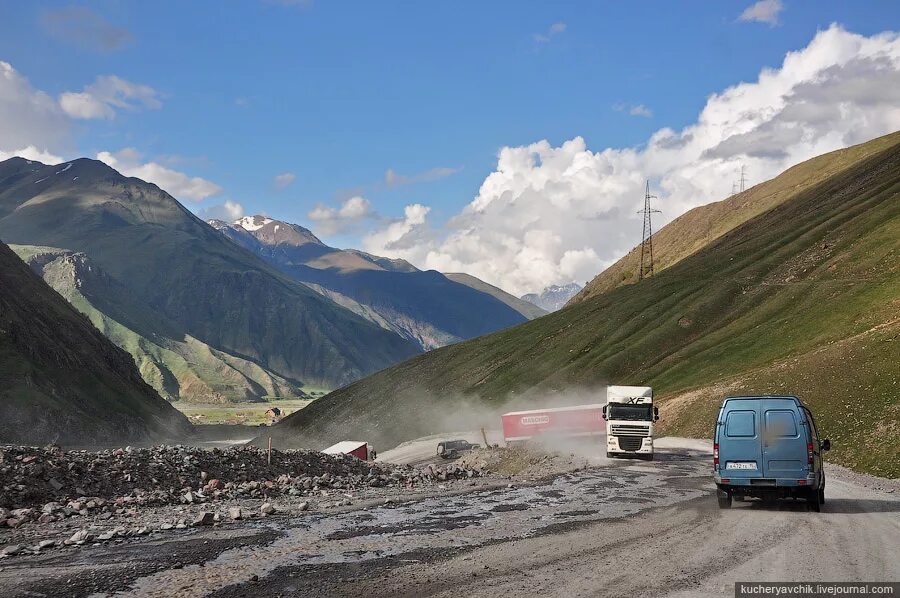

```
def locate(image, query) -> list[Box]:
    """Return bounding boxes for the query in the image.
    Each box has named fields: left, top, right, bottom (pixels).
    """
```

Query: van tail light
left=713, top=443, right=719, bottom=468
left=807, top=442, right=814, bottom=466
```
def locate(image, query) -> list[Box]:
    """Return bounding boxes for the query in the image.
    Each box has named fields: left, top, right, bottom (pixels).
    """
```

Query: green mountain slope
left=0, top=240, right=192, bottom=446
left=209, top=217, right=529, bottom=350
left=0, top=158, right=420, bottom=394
left=265, top=134, right=900, bottom=477
left=12, top=245, right=305, bottom=403
left=571, top=130, right=900, bottom=305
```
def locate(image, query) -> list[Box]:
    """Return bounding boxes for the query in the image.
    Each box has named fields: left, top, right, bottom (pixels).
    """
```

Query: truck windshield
left=608, top=404, right=653, bottom=421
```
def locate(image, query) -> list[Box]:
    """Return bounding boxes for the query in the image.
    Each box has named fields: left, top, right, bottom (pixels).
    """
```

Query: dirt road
left=1, top=439, right=896, bottom=597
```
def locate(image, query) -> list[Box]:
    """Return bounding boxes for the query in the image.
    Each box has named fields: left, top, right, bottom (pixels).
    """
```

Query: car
left=713, top=396, right=831, bottom=511
left=436, top=439, right=480, bottom=459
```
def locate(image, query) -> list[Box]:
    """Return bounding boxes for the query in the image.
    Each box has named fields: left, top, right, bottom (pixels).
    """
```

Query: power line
left=637, top=180, right=661, bottom=281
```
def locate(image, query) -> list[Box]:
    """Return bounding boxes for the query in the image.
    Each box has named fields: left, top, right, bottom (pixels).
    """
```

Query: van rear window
left=765, top=410, right=798, bottom=437
left=725, top=410, right=756, bottom=437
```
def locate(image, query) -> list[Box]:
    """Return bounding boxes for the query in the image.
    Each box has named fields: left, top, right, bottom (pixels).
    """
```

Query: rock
left=66, top=530, right=92, bottom=545
left=48, top=478, right=64, bottom=491
left=37, top=540, right=56, bottom=550
left=97, top=531, right=116, bottom=541
left=41, top=502, right=61, bottom=514
left=159, top=523, right=174, bottom=531
left=228, top=507, right=243, bottom=521
left=192, top=512, right=215, bottom=527
left=37, top=514, right=54, bottom=524
left=259, top=503, right=276, bottom=516
left=1, top=545, right=22, bottom=557
left=5, top=518, right=23, bottom=529
left=298, top=502, right=309, bottom=512
left=183, top=491, right=195, bottom=504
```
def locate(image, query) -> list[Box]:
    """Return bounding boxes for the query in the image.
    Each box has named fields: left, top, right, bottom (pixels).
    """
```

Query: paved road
left=2, top=440, right=897, bottom=597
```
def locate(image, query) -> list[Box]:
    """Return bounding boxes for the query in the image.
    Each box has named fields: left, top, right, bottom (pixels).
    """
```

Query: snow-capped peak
left=234, top=215, right=274, bottom=231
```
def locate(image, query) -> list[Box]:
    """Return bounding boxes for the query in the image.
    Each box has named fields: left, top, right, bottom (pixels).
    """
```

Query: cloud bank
left=362, top=25, right=900, bottom=296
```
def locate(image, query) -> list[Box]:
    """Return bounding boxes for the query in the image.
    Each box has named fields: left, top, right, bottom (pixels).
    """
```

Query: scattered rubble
left=0, top=444, right=482, bottom=529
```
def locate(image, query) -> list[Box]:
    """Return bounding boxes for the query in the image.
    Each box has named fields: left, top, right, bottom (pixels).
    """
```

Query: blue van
left=713, top=396, right=831, bottom=511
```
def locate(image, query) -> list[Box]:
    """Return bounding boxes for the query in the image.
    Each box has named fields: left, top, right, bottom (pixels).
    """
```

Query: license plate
left=726, top=462, right=757, bottom=470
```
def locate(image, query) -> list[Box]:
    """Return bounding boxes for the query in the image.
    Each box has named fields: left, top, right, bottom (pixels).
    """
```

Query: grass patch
left=175, top=399, right=315, bottom=426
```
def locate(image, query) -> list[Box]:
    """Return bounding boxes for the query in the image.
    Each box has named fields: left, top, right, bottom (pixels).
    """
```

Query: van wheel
left=717, top=491, right=732, bottom=509
left=734, top=494, right=745, bottom=502
left=818, top=487, right=825, bottom=505
left=807, top=488, right=822, bottom=512
left=606, top=452, right=614, bottom=458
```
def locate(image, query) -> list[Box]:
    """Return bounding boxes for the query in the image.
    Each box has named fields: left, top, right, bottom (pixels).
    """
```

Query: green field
left=176, top=399, right=315, bottom=426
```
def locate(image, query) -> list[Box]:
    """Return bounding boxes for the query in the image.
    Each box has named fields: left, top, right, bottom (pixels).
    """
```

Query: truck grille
left=618, top=436, right=644, bottom=451
left=611, top=425, right=650, bottom=437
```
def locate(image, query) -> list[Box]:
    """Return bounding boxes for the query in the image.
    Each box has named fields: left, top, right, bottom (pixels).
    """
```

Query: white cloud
left=614, top=102, right=653, bottom=118
left=533, top=22, right=567, bottom=44
left=197, top=200, right=245, bottom=222
left=0, top=145, right=65, bottom=165
left=362, top=25, right=900, bottom=296
left=97, top=148, right=222, bottom=202
left=59, top=75, right=162, bottom=120
left=308, top=195, right=375, bottom=234
left=273, top=172, right=296, bottom=190
left=739, top=0, right=784, bottom=26
left=0, top=61, right=70, bottom=159
left=384, top=166, right=461, bottom=187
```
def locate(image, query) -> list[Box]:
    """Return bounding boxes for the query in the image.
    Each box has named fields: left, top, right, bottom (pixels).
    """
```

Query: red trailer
left=322, top=440, right=375, bottom=461
left=501, top=404, right=605, bottom=443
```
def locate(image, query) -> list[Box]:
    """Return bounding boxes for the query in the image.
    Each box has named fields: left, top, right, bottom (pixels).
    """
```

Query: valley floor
left=1, top=438, right=896, bottom=597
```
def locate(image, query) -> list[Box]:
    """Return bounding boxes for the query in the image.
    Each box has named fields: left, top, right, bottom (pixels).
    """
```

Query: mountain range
left=0, top=157, right=418, bottom=402
left=0, top=157, right=540, bottom=405
left=208, top=216, right=536, bottom=350
left=521, top=283, right=583, bottom=312
left=0, top=238, right=191, bottom=445
left=262, top=131, right=900, bottom=478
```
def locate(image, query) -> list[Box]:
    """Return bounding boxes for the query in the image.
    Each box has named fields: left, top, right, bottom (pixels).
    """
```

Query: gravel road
left=1, top=438, right=896, bottom=597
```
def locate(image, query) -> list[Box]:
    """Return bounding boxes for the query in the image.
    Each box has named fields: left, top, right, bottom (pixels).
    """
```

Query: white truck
left=602, top=385, right=658, bottom=460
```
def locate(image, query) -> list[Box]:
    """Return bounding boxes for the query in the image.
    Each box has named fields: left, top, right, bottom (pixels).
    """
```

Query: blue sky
left=1, top=1, right=899, bottom=293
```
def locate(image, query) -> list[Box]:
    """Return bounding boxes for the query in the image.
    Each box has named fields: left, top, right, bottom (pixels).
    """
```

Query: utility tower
left=731, top=181, right=738, bottom=196
left=637, top=180, right=661, bottom=281
left=739, top=165, right=747, bottom=193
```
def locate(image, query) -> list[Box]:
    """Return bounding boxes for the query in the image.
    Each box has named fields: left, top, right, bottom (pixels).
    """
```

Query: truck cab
left=603, top=385, right=658, bottom=460
left=714, top=396, right=830, bottom=511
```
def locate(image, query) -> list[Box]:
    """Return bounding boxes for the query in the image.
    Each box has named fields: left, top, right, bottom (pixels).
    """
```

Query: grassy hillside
left=571, top=131, right=900, bottom=304
left=12, top=245, right=306, bottom=403
left=0, top=240, right=192, bottom=446
left=0, top=157, right=419, bottom=391
left=266, top=135, right=900, bottom=477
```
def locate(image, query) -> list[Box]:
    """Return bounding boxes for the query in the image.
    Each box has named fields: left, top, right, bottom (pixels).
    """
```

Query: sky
left=1, top=1, right=899, bottom=295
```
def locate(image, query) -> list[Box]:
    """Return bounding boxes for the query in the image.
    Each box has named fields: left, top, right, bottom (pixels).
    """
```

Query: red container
left=501, top=404, right=605, bottom=443
left=322, top=441, right=371, bottom=460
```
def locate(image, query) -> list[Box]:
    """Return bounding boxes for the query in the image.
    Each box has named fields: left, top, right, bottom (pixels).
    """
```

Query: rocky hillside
left=209, top=216, right=529, bottom=350
left=0, top=240, right=192, bottom=446
left=0, top=158, right=420, bottom=397
left=570, top=130, right=900, bottom=305
left=263, top=134, right=900, bottom=477
left=12, top=245, right=305, bottom=403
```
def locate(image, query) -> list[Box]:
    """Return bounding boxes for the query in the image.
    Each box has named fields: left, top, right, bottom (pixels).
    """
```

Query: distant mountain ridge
left=0, top=238, right=192, bottom=445
left=209, top=216, right=533, bottom=350
left=0, top=157, right=419, bottom=401
left=521, top=283, right=583, bottom=312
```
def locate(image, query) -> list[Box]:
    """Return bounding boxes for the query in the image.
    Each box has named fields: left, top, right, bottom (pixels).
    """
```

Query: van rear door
left=718, top=399, right=763, bottom=479
left=761, top=398, right=807, bottom=479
